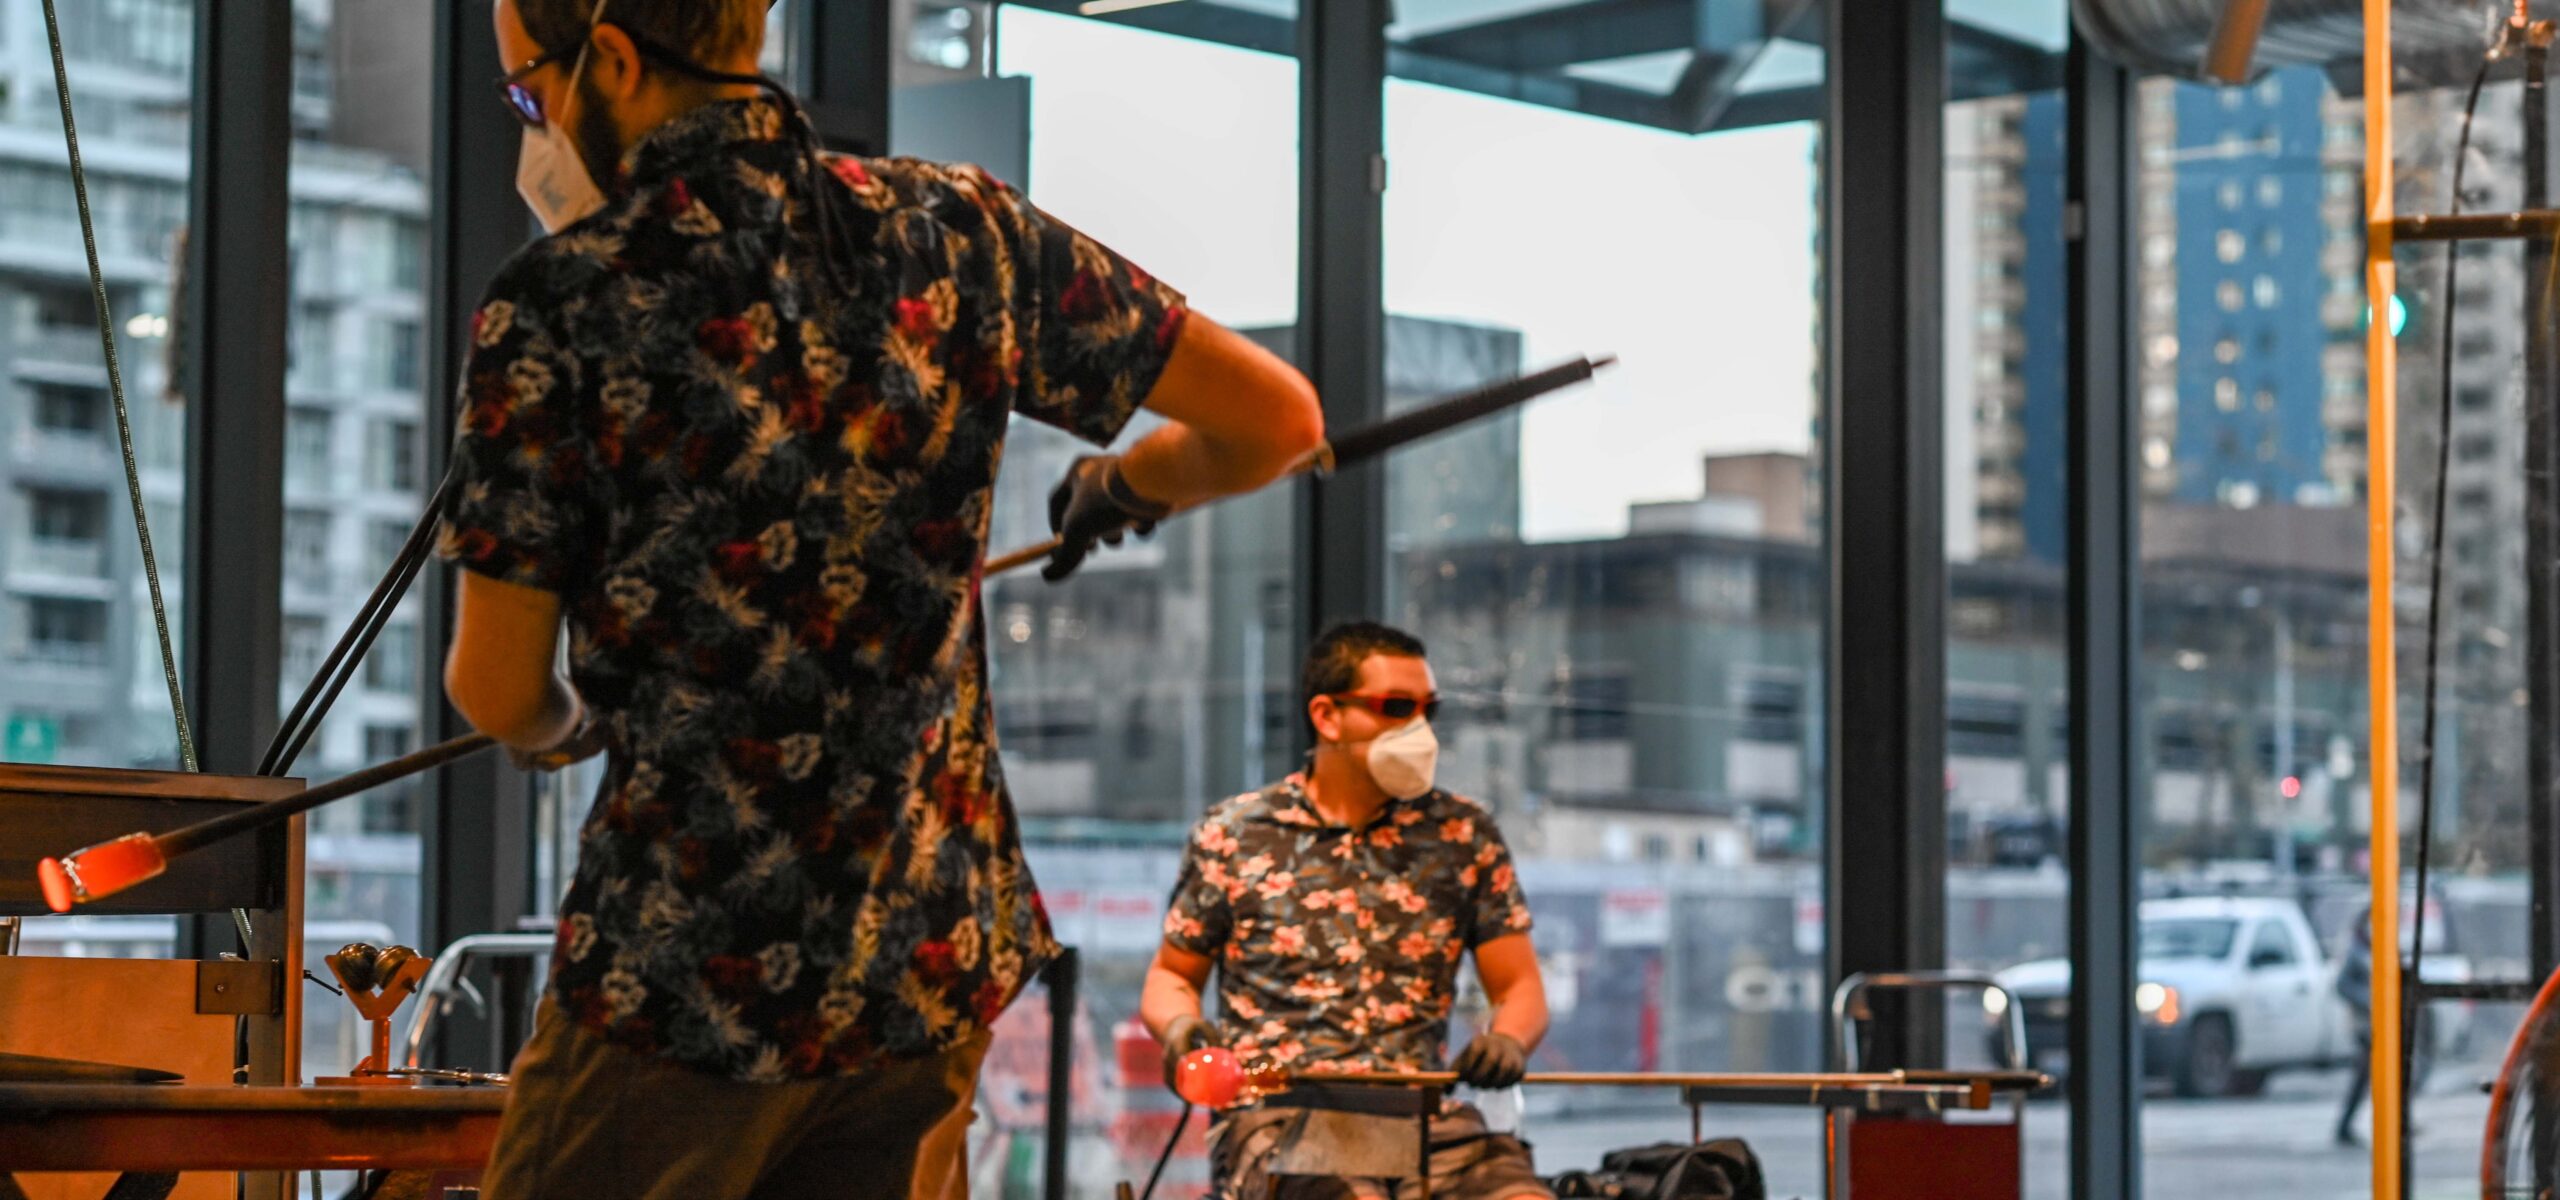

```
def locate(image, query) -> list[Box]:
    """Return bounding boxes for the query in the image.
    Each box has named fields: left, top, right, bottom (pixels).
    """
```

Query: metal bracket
left=196, top=958, right=280, bottom=1015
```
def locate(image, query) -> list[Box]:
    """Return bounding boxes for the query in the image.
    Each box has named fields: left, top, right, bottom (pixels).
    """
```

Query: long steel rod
left=40, top=734, right=500, bottom=910
left=2392, top=210, right=2560, bottom=242
left=982, top=355, right=1615, bottom=576
left=1267, top=1068, right=2043, bottom=1091
left=161, top=735, right=495, bottom=858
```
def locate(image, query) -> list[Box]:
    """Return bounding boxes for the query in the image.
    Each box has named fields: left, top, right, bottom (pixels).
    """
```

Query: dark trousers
left=2335, top=1028, right=2370, bottom=1140
left=1210, top=1101, right=1552, bottom=1200
left=482, top=1002, right=991, bottom=1200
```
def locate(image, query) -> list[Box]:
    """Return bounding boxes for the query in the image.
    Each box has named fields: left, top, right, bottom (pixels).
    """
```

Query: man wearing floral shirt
left=1143, top=622, right=1553, bottom=1200
left=436, top=2, right=1322, bottom=1197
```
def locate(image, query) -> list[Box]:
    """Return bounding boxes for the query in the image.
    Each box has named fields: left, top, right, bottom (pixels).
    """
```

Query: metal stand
left=1819, top=973, right=2029, bottom=1200
left=314, top=944, right=431, bottom=1087
left=1044, top=949, right=1077, bottom=1200
left=1254, top=1081, right=1443, bottom=1200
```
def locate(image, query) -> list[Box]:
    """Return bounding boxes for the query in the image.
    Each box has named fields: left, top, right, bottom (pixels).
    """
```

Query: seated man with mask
left=1141, top=621, right=1553, bottom=1200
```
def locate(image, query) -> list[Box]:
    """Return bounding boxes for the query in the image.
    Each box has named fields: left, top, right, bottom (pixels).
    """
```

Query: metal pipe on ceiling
left=2072, top=0, right=2499, bottom=81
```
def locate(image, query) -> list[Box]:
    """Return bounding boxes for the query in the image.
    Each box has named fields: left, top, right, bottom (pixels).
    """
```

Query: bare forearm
left=447, top=661, right=581, bottom=751
left=1487, top=987, right=1549, bottom=1053
left=1141, top=963, right=1208, bottom=1042
left=1114, top=316, right=1322, bottom=509
left=445, top=568, right=585, bottom=752
left=1115, top=419, right=1310, bottom=511
left=1471, top=934, right=1549, bottom=1053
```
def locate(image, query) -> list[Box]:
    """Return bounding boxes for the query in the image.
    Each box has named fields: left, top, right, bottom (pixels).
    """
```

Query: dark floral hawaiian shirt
left=1164, top=776, right=1535, bottom=1074
left=437, top=97, right=1187, bottom=1080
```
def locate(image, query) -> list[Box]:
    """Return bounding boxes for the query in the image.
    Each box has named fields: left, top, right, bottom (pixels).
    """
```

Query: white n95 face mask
left=1364, top=718, right=1439, bottom=801
left=516, top=0, right=613, bottom=233
left=518, top=121, right=606, bottom=234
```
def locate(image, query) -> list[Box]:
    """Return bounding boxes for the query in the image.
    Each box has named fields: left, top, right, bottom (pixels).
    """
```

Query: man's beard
left=572, top=71, right=623, bottom=190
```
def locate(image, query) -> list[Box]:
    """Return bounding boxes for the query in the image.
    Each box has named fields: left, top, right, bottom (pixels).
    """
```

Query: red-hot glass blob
left=1174, top=1046, right=1244, bottom=1108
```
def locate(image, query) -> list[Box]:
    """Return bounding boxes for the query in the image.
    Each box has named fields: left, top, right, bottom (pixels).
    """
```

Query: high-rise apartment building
left=0, top=0, right=431, bottom=936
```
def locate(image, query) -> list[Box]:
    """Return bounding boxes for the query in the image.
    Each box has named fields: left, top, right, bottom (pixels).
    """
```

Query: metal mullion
left=1821, top=0, right=1948, bottom=1072
left=181, top=0, right=290, bottom=790
left=793, top=1, right=893, bottom=155
left=1295, top=2, right=1389, bottom=660
left=2063, top=32, right=2140, bottom=1200
left=179, top=0, right=290, bottom=990
left=180, top=7, right=292, bottom=1195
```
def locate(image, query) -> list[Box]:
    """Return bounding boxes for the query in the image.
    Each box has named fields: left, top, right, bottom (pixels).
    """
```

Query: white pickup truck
left=1992, top=896, right=2461, bottom=1098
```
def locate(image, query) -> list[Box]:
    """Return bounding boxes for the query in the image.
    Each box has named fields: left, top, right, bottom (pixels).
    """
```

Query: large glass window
left=1379, top=10, right=1826, bottom=1193
left=2122, top=65, right=2511, bottom=1198
left=1, top=0, right=197, bottom=961
left=2368, top=61, right=2540, bottom=1200
left=283, top=0, right=434, bottom=1093
left=0, top=0, right=194, bottom=779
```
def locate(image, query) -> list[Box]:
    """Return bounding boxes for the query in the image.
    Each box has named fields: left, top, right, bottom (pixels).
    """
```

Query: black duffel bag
left=1548, top=1138, right=1766, bottom=1200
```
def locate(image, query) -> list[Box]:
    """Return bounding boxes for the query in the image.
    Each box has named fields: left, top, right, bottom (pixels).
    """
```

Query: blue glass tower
left=2167, top=67, right=2335, bottom=508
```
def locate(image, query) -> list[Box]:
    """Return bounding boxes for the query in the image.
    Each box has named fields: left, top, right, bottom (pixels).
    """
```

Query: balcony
left=283, top=567, right=342, bottom=608
left=14, top=537, right=106, bottom=580
left=12, top=639, right=109, bottom=671
left=11, top=326, right=109, bottom=370
left=9, top=427, right=115, bottom=476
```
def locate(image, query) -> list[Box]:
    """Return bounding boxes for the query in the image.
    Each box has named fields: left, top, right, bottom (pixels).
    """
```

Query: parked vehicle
left=1992, top=896, right=2454, bottom=1098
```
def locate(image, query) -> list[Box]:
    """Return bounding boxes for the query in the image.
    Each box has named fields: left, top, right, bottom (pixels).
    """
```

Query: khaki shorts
left=481, top=1001, right=991, bottom=1200
left=1210, top=1101, right=1552, bottom=1200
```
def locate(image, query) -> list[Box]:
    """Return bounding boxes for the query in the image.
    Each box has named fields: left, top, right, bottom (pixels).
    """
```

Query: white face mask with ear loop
left=1360, top=717, right=1439, bottom=801
left=516, top=0, right=615, bottom=234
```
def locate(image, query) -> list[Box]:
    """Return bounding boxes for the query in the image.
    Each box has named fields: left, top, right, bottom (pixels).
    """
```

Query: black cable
left=2404, top=38, right=2501, bottom=1144
left=260, top=472, right=454, bottom=777
left=271, top=526, right=440, bottom=777
left=1136, top=1103, right=1192, bottom=1200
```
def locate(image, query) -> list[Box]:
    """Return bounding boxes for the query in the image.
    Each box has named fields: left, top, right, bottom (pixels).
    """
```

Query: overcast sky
left=999, top=9, right=1821, bottom=541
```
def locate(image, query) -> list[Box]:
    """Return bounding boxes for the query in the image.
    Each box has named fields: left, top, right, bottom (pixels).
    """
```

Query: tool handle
left=981, top=356, right=1615, bottom=578
left=159, top=733, right=498, bottom=857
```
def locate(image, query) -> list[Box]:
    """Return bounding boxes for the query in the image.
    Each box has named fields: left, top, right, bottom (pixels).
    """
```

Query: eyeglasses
left=495, top=47, right=579, bottom=129
left=1328, top=692, right=1440, bottom=723
left=495, top=27, right=731, bottom=130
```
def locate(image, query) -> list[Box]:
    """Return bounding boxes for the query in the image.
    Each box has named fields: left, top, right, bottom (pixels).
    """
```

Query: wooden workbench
left=0, top=1084, right=503, bottom=1172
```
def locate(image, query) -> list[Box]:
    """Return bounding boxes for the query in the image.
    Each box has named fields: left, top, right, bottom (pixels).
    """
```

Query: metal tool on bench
left=1174, top=1046, right=2044, bottom=1112
left=314, top=943, right=433, bottom=1088
left=1157, top=978, right=2049, bottom=1200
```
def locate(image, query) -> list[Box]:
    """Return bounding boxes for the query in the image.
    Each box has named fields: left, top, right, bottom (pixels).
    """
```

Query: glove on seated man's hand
left=1159, top=1013, right=1221, bottom=1090
left=1451, top=1031, right=1528, bottom=1089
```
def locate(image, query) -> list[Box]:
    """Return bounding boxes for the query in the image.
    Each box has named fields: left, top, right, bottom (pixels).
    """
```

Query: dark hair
left=1301, top=621, right=1427, bottom=709
left=517, top=0, right=764, bottom=67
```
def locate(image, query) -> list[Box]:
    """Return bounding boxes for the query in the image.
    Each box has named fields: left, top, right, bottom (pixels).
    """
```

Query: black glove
left=1044, top=454, right=1171, bottom=582
left=1450, top=1031, right=1528, bottom=1089
left=1159, top=1013, right=1220, bottom=1090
